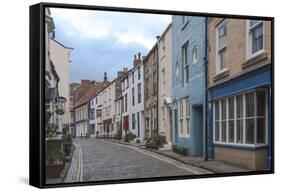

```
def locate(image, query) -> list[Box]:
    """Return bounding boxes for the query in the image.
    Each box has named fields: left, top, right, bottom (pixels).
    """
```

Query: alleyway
left=66, top=138, right=211, bottom=182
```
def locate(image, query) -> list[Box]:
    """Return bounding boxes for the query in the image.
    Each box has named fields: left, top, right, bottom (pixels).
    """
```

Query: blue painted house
left=171, top=16, right=206, bottom=157
left=207, top=18, right=272, bottom=170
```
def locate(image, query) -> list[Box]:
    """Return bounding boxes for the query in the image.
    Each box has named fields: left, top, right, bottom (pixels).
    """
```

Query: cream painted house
left=101, top=80, right=116, bottom=137
left=157, top=24, right=172, bottom=145
left=121, top=72, right=131, bottom=138
left=50, top=38, right=73, bottom=133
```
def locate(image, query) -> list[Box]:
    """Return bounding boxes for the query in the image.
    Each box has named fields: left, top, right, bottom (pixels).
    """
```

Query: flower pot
left=45, top=163, right=65, bottom=178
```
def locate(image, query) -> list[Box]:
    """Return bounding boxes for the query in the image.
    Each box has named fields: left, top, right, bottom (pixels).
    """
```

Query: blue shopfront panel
left=211, top=65, right=271, bottom=100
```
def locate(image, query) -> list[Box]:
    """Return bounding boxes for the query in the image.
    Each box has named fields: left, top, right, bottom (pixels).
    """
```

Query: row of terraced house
left=70, top=16, right=272, bottom=171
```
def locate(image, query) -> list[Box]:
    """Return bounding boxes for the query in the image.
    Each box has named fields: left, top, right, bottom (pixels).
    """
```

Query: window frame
left=132, top=113, right=136, bottom=130
left=246, top=20, right=265, bottom=59
left=185, top=97, right=190, bottom=136
left=213, top=89, right=268, bottom=147
left=182, top=41, right=189, bottom=85
left=137, top=83, right=141, bottom=104
left=179, top=99, right=184, bottom=135
left=192, top=46, right=199, bottom=64
left=137, top=67, right=141, bottom=80
left=132, top=87, right=135, bottom=106
left=216, top=20, right=228, bottom=74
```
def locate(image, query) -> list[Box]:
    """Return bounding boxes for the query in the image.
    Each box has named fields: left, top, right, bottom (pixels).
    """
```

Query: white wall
left=158, top=25, right=172, bottom=142
left=49, top=39, right=72, bottom=129
left=129, top=63, right=145, bottom=140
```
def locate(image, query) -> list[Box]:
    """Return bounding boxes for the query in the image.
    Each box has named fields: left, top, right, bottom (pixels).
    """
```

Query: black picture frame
left=30, top=2, right=274, bottom=189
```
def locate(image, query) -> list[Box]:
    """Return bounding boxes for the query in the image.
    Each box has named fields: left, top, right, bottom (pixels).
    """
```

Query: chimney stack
left=133, top=52, right=141, bottom=67
left=118, top=70, right=126, bottom=77
left=81, top=80, right=90, bottom=87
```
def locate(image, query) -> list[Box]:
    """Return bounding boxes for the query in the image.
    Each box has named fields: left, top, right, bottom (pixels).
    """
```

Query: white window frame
left=185, top=97, right=190, bottom=137
left=192, top=46, right=199, bottom=64
left=216, top=20, right=227, bottom=74
left=182, top=41, right=189, bottom=85
left=213, top=89, right=268, bottom=147
left=178, top=99, right=184, bottom=136
left=176, top=61, right=179, bottom=75
left=246, top=20, right=265, bottom=59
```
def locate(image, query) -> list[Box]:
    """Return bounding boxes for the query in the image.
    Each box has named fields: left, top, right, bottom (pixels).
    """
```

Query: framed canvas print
left=29, top=2, right=274, bottom=188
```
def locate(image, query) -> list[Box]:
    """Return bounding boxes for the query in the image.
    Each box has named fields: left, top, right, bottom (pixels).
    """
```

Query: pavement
left=63, top=144, right=83, bottom=183
left=63, top=138, right=249, bottom=183
left=106, top=139, right=249, bottom=174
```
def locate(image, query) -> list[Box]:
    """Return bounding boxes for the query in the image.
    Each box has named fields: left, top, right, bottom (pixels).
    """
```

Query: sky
left=50, top=8, right=171, bottom=83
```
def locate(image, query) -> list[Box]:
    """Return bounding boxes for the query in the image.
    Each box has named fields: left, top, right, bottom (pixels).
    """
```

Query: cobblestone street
left=67, top=138, right=210, bottom=182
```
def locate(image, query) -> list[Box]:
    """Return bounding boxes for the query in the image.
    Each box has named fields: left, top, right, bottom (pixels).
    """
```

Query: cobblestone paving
left=73, top=138, right=201, bottom=182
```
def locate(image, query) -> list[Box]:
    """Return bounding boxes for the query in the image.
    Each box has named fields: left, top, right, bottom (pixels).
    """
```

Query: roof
left=158, top=23, right=172, bottom=41
left=70, top=83, right=80, bottom=95
left=74, top=83, right=108, bottom=108
left=50, top=37, right=73, bottom=50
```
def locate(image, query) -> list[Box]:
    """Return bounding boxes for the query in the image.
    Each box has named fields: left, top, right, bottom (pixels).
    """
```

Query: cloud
left=113, top=30, right=155, bottom=49
left=49, top=8, right=171, bottom=83
left=51, top=8, right=170, bottom=46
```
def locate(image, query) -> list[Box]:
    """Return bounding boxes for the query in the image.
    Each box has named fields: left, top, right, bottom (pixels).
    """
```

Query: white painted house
left=157, top=24, right=173, bottom=145
left=89, top=93, right=98, bottom=137
left=90, top=90, right=104, bottom=137
left=128, top=54, right=145, bottom=141
left=50, top=37, right=73, bottom=134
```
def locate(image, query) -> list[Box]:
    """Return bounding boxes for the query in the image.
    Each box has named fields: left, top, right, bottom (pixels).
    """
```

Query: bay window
left=213, top=89, right=267, bottom=146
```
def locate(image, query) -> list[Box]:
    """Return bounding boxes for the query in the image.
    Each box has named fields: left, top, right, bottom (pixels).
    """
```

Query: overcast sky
left=50, top=8, right=171, bottom=83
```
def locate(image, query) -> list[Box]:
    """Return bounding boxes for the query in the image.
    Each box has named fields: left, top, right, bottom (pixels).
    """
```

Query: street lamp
left=56, top=96, right=66, bottom=116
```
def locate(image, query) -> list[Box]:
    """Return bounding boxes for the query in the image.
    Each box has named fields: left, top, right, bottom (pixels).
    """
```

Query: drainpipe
left=155, top=37, right=160, bottom=136
left=204, top=17, right=209, bottom=161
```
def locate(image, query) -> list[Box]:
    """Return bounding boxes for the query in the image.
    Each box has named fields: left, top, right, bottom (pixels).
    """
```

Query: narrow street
left=67, top=138, right=209, bottom=182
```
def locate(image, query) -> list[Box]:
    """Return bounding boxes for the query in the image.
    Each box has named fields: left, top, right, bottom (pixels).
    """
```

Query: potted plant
left=45, top=138, right=65, bottom=179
